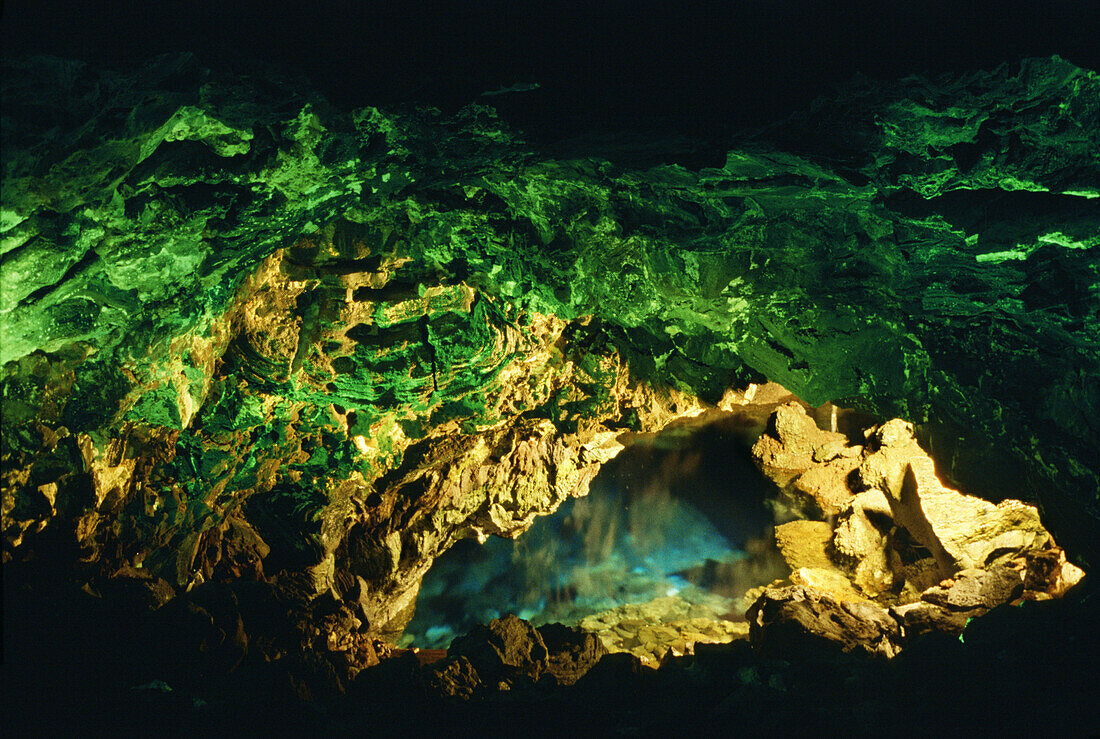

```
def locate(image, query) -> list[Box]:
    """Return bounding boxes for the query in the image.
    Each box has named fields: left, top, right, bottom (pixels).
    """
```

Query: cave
left=3, top=2, right=1099, bottom=735
left=400, top=393, right=793, bottom=654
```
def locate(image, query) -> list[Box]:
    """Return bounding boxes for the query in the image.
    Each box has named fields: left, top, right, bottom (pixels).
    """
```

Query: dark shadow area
left=3, top=1, right=1097, bottom=142
left=885, top=189, right=1099, bottom=249
left=5, top=558, right=1097, bottom=737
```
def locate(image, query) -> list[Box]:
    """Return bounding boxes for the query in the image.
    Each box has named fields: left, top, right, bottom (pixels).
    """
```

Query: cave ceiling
left=1, top=46, right=1099, bottom=643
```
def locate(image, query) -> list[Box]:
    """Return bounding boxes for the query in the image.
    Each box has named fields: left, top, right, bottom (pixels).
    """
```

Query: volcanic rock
left=750, top=408, right=1085, bottom=653
left=860, top=422, right=1052, bottom=575
left=573, top=651, right=655, bottom=696
left=746, top=584, right=902, bottom=660
left=891, top=563, right=1026, bottom=639
left=760, top=408, right=1072, bottom=597
left=920, top=565, right=1025, bottom=611
left=98, top=564, right=178, bottom=615
left=751, top=402, right=847, bottom=471
left=751, top=401, right=863, bottom=517
left=890, top=600, right=973, bottom=638
left=1020, top=546, right=1086, bottom=599
left=578, top=596, right=747, bottom=666
left=773, top=519, right=833, bottom=570
left=772, top=519, right=864, bottom=600
left=148, top=582, right=250, bottom=688
left=446, top=614, right=549, bottom=686
left=2, top=53, right=1099, bottom=731
left=830, top=490, right=895, bottom=597
left=788, top=566, right=867, bottom=602
left=416, top=617, right=610, bottom=696
left=422, top=655, right=482, bottom=700
left=790, top=454, right=863, bottom=517
left=538, top=622, right=608, bottom=686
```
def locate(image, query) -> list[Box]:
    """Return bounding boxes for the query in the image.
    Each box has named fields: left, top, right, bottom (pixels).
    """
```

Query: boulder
left=892, top=564, right=1026, bottom=639
left=349, top=649, right=421, bottom=702
left=416, top=619, right=609, bottom=698
left=538, top=622, right=608, bottom=686
left=574, top=651, right=654, bottom=695
left=773, top=519, right=865, bottom=600
left=788, top=566, right=866, bottom=601
left=891, top=600, right=972, bottom=638
left=854, top=419, right=925, bottom=497
left=1020, top=547, right=1085, bottom=599
left=790, top=455, right=861, bottom=517
left=746, top=584, right=902, bottom=660
left=447, top=614, right=549, bottom=686
left=920, top=565, right=1025, bottom=612
left=858, top=421, right=1052, bottom=575
left=889, top=550, right=946, bottom=603
left=751, top=402, right=848, bottom=472
left=422, top=655, right=482, bottom=700
left=773, top=520, right=834, bottom=571
left=756, top=409, right=1083, bottom=651
left=900, top=459, right=1046, bottom=575
left=831, top=490, right=895, bottom=597
left=98, top=565, right=177, bottom=616
left=751, top=402, right=864, bottom=517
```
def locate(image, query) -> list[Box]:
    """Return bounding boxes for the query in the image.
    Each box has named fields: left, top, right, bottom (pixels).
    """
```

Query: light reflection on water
left=401, top=414, right=788, bottom=649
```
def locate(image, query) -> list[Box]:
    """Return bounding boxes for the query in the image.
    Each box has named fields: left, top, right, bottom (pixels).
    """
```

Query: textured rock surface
left=420, top=614, right=607, bottom=694
left=578, top=596, right=748, bottom=666
left=920, top=565, right=1025, bottom=611
left=831, top=490, right=895, bottom=596
left=746, top=584, right=902, bottom=659
left=772, top=519, right=864, bottom=600
left=770, top=56, right=1100, bottom=199
left=446, top=613, right=548, bottom=686
left=751, top=401, right=859, bottom=517
left=2, top=53, right=1099, bottom=701
left=893, top=563, right=1027, bottom=638
left=1020, top=546, right=1085, bottom=599
left=773, top=519, right=834, bottom=570
left=751, top=402, right=848, bottom=471
left=756, top=407, right=1074, bottom=595
left=860, top=421, right=1052, bottom=575
left=421, top=655, right=481, bottom=700
left=746, top=406, right=1084, bottom=659
left=538, top=622, right=608, bottom=686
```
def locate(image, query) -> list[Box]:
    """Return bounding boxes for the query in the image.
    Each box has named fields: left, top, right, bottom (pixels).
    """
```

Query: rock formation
left=578, top=596, right=749, bottom=666
left=750, top=406, right=1085, bottom=655
left=2, top=51, right=1098, bottom=733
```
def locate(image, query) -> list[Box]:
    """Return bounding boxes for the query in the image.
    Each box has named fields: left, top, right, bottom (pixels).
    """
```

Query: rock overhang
left=2, top=50, right=1098, bottom=627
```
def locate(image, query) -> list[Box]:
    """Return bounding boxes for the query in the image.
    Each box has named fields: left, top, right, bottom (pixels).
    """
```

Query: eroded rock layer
left=749, top=406, right=1085, bottom=659
left=2, top=53, right=1099, bottom=703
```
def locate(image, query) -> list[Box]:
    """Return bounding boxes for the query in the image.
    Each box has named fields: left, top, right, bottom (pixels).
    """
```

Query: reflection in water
left=401, top=414, right=790, bottom=649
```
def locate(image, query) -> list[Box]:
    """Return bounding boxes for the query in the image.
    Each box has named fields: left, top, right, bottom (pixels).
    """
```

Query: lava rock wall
left=2, top=54, right=1098, bottom=648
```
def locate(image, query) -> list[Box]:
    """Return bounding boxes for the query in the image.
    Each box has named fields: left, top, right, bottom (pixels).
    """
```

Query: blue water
left=401, top=419, right=779, bottom=648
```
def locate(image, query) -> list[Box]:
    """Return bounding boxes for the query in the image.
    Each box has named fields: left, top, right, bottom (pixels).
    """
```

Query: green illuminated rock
left=770, top=56, right=1100, bottom=199
left=2, top=53, right=1098, bottom=654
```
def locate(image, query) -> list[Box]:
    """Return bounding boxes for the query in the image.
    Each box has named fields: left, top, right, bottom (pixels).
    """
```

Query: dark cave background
left=4, top=0, right=1099, bottom=140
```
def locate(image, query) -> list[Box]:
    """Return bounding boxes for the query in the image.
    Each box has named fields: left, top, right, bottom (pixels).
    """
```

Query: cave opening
left=3, top=42, right=1099, bottom=735
left=401, top=385, right=872, bottom=662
